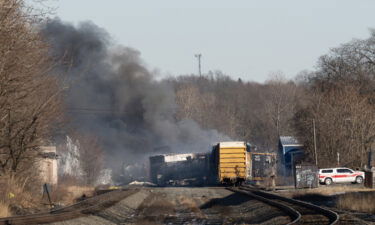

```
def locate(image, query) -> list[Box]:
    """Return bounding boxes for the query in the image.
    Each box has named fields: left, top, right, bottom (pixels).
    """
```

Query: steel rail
left=239, top=186, right=339, bottom=225
left=0, top=188, right=136, bottom=225
left=227, top=187, right=301, bottom=225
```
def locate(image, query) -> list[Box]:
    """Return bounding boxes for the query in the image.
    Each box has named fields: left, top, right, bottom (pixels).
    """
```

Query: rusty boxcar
left=249, top=152, right=276, bottom=181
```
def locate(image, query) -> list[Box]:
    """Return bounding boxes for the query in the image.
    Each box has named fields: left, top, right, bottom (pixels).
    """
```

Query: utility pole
left=313, top=119, right=318, bottom=166
left=194, top=53, right=202, bottom=76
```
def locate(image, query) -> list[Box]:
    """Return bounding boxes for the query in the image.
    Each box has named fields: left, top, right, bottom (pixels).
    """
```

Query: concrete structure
left=38, top=146, right=58, bottom=185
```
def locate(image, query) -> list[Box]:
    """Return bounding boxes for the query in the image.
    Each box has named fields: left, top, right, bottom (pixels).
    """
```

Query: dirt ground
left=2, top=185, right=372, bottom=224
left=30, top=185, right=375, bottom=225
left=48, top=187, right=290, bottom=225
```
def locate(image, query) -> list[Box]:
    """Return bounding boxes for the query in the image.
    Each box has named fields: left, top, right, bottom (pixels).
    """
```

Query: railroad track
left=228, top=186, right=339, bottom=225
left=0, top=188, right=138, bottom=225
left=3, top=186, right=367, bottom=225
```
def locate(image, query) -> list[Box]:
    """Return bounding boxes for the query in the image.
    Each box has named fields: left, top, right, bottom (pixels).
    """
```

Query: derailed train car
left=149, top=153, right=212, bottom=186
left=149, top=142, right=277, bottom=186
left=249, top=152, right=277, bottom=181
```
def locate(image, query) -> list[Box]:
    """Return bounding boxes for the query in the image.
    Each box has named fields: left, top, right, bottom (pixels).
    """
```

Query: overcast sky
left=45, top=0, right=375, bottom=82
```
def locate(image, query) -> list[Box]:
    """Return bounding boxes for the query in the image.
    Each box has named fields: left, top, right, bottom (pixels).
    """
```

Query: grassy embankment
left=290, top=186, right=375, bottom=214
left=0, top=176, right=95, bottom=218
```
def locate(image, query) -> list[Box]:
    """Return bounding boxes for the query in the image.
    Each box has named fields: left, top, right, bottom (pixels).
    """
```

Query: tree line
left=294, top=32, right=375, bottom=168
left=168, top=71, right=300, bottom=152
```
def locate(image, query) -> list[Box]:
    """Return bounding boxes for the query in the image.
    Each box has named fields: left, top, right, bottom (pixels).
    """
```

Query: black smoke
left=41, top=18, right=229, bottom=172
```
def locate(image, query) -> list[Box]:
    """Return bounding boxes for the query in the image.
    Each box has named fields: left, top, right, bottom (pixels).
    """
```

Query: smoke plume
left=41, top=18, right=229, bottom=171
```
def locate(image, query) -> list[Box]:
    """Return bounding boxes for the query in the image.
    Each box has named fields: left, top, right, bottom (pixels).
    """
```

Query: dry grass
left=286, top=185, right=375, bottom=198
left=50, top=174, right=95, bottom=205
left=52, top=185, right=95, bottom=205
left=337, top=192, right=375, bottom=214
left=278, top=185, right=375, bottom=214
left=0, top=175, right=95, bottom=217
left=0, top=202, right=10, bottom=218
left=0, top=175, right=42, bottom=217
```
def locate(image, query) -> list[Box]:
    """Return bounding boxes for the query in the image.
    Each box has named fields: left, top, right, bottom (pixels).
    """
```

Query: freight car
left=249, top=152, right=276, bottom=181
left=149, top=153, right=212, bottom=186
left=211, top=142, right=250, bottom=185
left=148, top=142, right=277, bottom=186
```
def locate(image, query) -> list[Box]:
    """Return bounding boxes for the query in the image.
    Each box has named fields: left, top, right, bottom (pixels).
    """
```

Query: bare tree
left=294, top=84, right=375, bottom=168
left=171, top=72, right=301, bottom=151
left=262, top=72, right=299, bottom=148
left=293, top=30, right=375, bottom=168
left=0, top=0, right=62, bottom=175
left=76, top=134, right=104, bottom=185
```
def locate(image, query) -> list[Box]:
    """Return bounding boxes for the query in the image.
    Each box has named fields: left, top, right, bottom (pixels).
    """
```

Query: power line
left=66, top=107, right=124, bottom=115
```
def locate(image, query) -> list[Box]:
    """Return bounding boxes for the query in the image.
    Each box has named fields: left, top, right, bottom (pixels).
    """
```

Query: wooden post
left=313, top=119, right=318, bottom=166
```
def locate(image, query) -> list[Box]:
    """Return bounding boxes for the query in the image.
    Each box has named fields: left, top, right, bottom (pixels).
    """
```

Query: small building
left=38, top=146, right=58, bottom=185
left=279, top=136, right=304, bottom=175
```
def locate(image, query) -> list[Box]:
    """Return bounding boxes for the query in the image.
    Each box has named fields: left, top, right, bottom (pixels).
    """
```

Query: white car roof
left=319, top=167, right=351, bottom=170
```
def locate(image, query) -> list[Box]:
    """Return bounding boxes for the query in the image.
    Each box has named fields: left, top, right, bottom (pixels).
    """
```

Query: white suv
left=319, top=167, right=365, bottom=185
